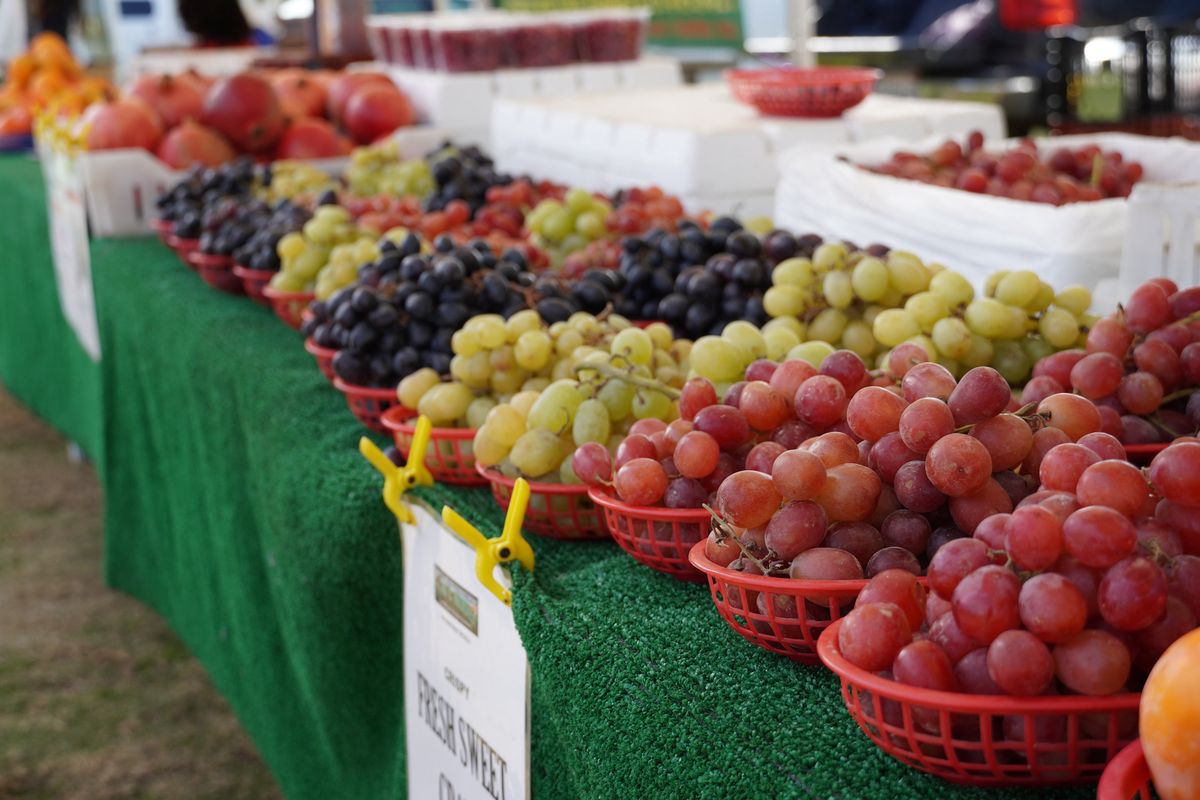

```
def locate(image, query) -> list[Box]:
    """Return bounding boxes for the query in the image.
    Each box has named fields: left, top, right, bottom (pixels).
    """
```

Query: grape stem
left=1147, top=413, right=1187, bottom=440
left=953, top=401, right=1041, bottom=433
left=702, top=503, right=777, bottom=576
left=572, top=361, right=681, bottom=399
left=1160, top=386, right=1200, bottom=405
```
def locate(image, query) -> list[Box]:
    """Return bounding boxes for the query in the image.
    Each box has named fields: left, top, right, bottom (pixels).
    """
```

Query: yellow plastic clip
left=441, top=478, right=535, bottom=607
left=359, top=415, right=434, bottom=524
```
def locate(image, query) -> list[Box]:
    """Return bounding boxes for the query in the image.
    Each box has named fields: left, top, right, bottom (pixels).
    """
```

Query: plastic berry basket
left=816, top=619, right=1141, bottom=786
left=232, top=264, right=275, bottom=306
left=1098, top=740, right=1156, bottom=800
left=303, top=337, right=337, bottom=384
left=186, top=250, right=244, bottom=294
left=726, top=66, right=882, bottom=118
left=689, top=540, right=872, bottom=664
left=332, top=377, right=402, bottom=433
left=1124, top=443, right=1168, bottom=466
left=261, top=285, right=315, bottom=330
left=152, top=218, right=174, bottom=244
left=167, top=234, right=201, bottom=267
left=587, top=488, right=709, bottom=581
left=477, top=464, right=606, bottom=540
left=382, top=406, right=485, bottom=486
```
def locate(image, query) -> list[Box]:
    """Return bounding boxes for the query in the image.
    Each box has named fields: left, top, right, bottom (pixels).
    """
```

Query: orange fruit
left=0, top=107, right=32, bottom=135
left=1141, top=627, right=1200, bottom=800
left=77, top=76, right=114, bottom=103
left=28, top=69, right=68, bottom=105
left=7, top=53, right=36, bottom=88
left=30, top=32, right=71, bottom=63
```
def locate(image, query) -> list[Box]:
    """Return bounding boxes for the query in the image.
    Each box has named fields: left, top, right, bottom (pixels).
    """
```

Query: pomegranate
left=275, top=117, right=349, bottom=159
left=176, top=68, right=214, bottom=96
left=326, top=72, right=393, bottom=123
left=156, top=119, right=235, bottom=169
left=201, top=72, right=285, bottom=153
left=271, top=71, right=327, bottom=120
left=343, top=84, right=414, bottom=144
left=80, top=97, right=163, bottom=152
left=128, top=73, right=204, bottom=129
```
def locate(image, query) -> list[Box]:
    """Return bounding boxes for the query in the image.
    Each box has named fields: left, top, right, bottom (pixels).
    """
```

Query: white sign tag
left=403, top=502, right=530, bottom=800
left=44, top=145, right=100, bottom=361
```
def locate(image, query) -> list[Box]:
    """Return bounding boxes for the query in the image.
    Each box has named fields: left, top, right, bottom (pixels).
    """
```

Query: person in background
left=177, top=0, right=254, bottom=47
left=26, top=0, right=77, bottom=39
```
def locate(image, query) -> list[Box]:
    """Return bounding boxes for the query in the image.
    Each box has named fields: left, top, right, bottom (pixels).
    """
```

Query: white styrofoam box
left=127, top=46, right=277, bottom=79
left=774, top=133, right=1200, bottom=293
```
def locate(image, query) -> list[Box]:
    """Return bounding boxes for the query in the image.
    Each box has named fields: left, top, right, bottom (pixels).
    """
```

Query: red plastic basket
left=304, top=337, right=337, bottom=384
left=167, top=234, right=201, bottom=267
left=153, top=218, right=174, bottom=243
left=727, top=66, right=881, bottom=118
left=186, top=250, right=244, bottom=294
left=477, top=464, right=607, bottom=540
left=232, top=264, right=275, bottom=306
left=262, top=285, right=315, bottom=330
left=382, top=406, right=485, bottom=485
left=587, top=488, right=709, bottom=581
left=689, top=539, right=879, bottom=664
left=1098, top=740, right=1156, bottom=800
left=332, top=377, right=401, bottom=432
left=817, top=618, right=1141, bottom=786
left=1124, top=443, right=1168, bottom=466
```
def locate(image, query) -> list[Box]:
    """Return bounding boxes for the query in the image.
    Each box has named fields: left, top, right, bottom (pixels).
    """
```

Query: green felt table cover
left=1, top=154, right=1095, bottom=799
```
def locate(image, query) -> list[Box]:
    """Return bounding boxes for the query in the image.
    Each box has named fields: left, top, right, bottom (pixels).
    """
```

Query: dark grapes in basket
left=155, top=157, right=258, bottom=240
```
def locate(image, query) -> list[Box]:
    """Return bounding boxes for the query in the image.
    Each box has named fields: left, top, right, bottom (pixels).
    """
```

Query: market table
left=0, top=152, right=1092, bottom=800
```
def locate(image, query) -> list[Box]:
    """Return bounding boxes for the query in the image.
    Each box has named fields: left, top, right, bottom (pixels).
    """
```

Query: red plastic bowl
left=381, top=406, right=485, bottom=486
left=817, top=618, right=1140, bottom=786
left=689, top=539, right=879, bottom=664
left=304, top=337, right=337, bottom=384
left=727, top=66, right=881, bottom=118
left=153, top=218, right=174, bottom=243
left=332, top=377, right=400, bottom=433
left=1098, top=739, right=1155, bottom=800
left=262, top=285, right=315, bottom=330
left=232, top=264, right=275, bottom=306
left=588, top=488, right=708, bottom=581
left=186, top=250, right=244, bottom=294
left=1124, top=443, right=1168, bottom=466
left=478, top=464, right=606, bottom=540
left=167, top=234, right=201, bottom=267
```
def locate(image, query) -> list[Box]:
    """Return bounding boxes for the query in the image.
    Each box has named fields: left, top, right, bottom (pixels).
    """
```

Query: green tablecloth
left=0, top=154, right=1089, bottom=800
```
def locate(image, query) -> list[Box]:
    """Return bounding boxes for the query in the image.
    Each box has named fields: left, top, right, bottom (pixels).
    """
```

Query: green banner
left=498, top=0, right=743, bottom=48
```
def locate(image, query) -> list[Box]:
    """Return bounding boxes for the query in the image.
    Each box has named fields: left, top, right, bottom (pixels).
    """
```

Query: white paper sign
left=403, top=502, right=530, bottom=800
left=43, top=145, right=100, bottom=361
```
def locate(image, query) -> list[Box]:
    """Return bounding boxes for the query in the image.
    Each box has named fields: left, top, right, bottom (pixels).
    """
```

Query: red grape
left=1038, top=443, right=1100, bottom=492
left=1022, top=426, right=1072, bottom=476
left=740, top=381, right=790, bottom=432
left=716, top=470, right=781, bottom=528
left=846, top=386, right=907, bottom=443
left=1021, top=375, right=1065, bottom=406
left=615, top=458, right=668, bottom=505
left=664, top=477, right=707, bottom=508
left=815, top=463, right=882, bottom=523
left=893, top=460, right=947, bottom=513
left=803, top=432, right=861, bottom=469
left=927, top=592, right=953, bottom=623
left=769, top=360, right=816, bottom=409
left=745, top=358, right=778, bottom=383
left=1098, top=555, right=1168, bottom=631
left=693, top=404, right=750, bottom=451
left=704, top=531, right=739, bottom=567
left=1170, top=555, right=1200, bottom=618
left=987, top=630, right=1054, bottom=696
left=838, top=602, right=912, bottom=672
left=970, top=413, right=1033, bottom=471
left=771, top=448, right=827, bottom=502
left=823, top=522, right=885, bottom=566
left=673, top=431, right=719, bottom=479
left=700, top=452, right=739, bottom=493
left=948, top=367, right=1011, bottom=425
left=771, top=419, right=819, bottom=449
left=745, top=441, right=786, bottom=474
left=1075, top=459, right=1149, bottom=518
left=893, top=640, right=957, bottom=729
left=1087, top=316, right=1133, bottom=357
left=790, top=547, right=864, bottom=585
left=866, top=546, right=920, bottom=577
left=723, top=381, right=746, bottom=407
left=929, top=612, right=978, bottom=664
left=902, top=362, right=957, bottom=403
left=1156, top=498, right=1200, bottom=555
left=973, top=512, right=1010, bottom=551
left=1019, top=573, right=1087, bottom=643
left=1005, top=505, right=1063, bottom=570
left=1135, top=517, right=1183, bottom=559
left=880, top=510, right=931, bottom=555
left=955, top=649, right=1001, bottom=694
left=1149, top=441, right=1200, bottom=509
left=1125, top=282, right=1172, bottom=334
left=952, top=565, right=1020, bottom=645
left=1076, top=431, right=1126, bottom=461
left=867, top=484, right=903, bottom=528
left=928, top=538, right=991, bottom=600
left=948, top=478, right=1013, bottom=535
left=1134, top=596, right=1197, bottom=670
left=794, top=375, right=848, bottom=428
left=1053, top=629, right=1131, bottom=695
left=899, top=397, right=955, bottom=455
left=820, top=349, right=869, bottom=394
left=993, top=469, right=1034, bottom=507
left=1063, top=506, right=1136, bottom=568
left=629, top=418, right=667, bottom=438
left=1070, top=352, right=1124, bottom=399
left=1097, top=405, right=1124, bottom=438
left=1134, top=339, right=1183, bottom=389
left=925, top=433, right=992, bottom=497
left=857, top=569, right=927, bottom=630
left=1034, top=349, right=1085, bottom=387
left=1037, top=393, right=1102, bottom=441
left=868, top=432, right=919, bottom=484
left=1116, top=371, right=1164, bottom=416
left=764, top=501, right=827, bottom=560
left=887, top=342, right=930, bottom=378
left=1171, top=285, right=1200, bottom=319
left=1182, top=342, right=1200, bottom=385
left=572, top=442, right=613, bottom=486
left=1052, top=555, right=1101, bottom=620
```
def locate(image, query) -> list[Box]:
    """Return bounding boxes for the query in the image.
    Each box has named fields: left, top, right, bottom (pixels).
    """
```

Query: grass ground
left=0, top=389, right=282, bottom=800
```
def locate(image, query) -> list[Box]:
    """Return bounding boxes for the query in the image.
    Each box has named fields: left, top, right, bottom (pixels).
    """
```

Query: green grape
left=471, top=315, right=507, bottom=349
left=509, top=391, right=540, bottom=419
left=397, top=368, right=441, bottom=408
left=489, top=345, right=516, bottom=372
left=962, top=333, right=995, bottom=369
left=873, top=308, right=921, bottom=347
left=277, top=232, right=306, bottom=262
left=850, top=256, right=890, bottom=302
left=607, top=315, right=631, bottom=331
left=764, top=326, right=801, bottom=360
left=575, top=211, right=606, bottom=239
left=505, top=309, right=543, bottom=342
left=788, top=340, right=836, bottom=368
left=644, top=322, right=673, bottom=351
left=509, top=429, right=565, bottom=478
left=926, top=261, right=946, bottom=275
left=813, top=242, right=848, bottom=273
left=611, top=327, right=653, bottom=366
left=551, top=359, right=576, bottom=381
left=543, top=209, right=574, bottom=242
left=472, top=425, right=508, bottom=467
left=862, top=304, right=885, bottom=327
left=1038, top=307, right=1080, bottom=349
left=840, top=319, right=876, bottom=359
left=527, top=380, right=585, bottom=432
left=886, top=252, right=930, bottom=295
left=467, top=397, right=497, bottom=429
left=928, top=269, right=974, bottom=307
left=490, top=369, right=526, bottom=395
left=984, top=270, right=1008, bottom=298
left=763, top=285, right=805, bottom=318
left=772, top=257, right=816, bottom=288
left=1054, top=286, right=1092, bottom=317
left=521, top=377, right=551, bottom=394
left=459, top=352, right=492, bottom=390
left=1028, top=281, right=1055, bottom=312
left=690, top=336, right=748, bottom=382
left=907, top=334, right=939, bottom=361
left=449, top=355, right=469, bottom=382
left=905, top=291, right=950, bottom=333
left=964, top=298, right=1024, bottom=340
left=559, top=458, right=582, bottom=485
left=991, top=339, right=1031, bottom=384
left=656, top=366, right=684, bottom=388
left=938, top=356, right=962, bottom=378
left=565, top=187, right=593, bottom=213
left=268, top=270, right=306, bottom=292
left=292, top=247, right=330, bottom=281
left=417, top=382, right=474, bottom=427
left=485, top=404, right=526, bottom=447
left=994, top=270, right=1040, bottom=307
left=823, top=270, right=855, bottom=309
left=722, top=321, right=767, bottom=359
left=808, top=308, right=848, bottom=343
left=572, top=399, right=611, bottom=446
left=515, top=330, right=552, bottom=371
left=763, top=316, right=805, bottom=338
left=632, top=388, right=672, bottom=420
left=671, top=339, right=691, bottom=365
left=1020, top=335, right=1055, bottom=364
left=555, top=329, right=584, bottom=358
left=597, top=378, right=635, bottom=420
left=931, top=316, right=972, bottom=360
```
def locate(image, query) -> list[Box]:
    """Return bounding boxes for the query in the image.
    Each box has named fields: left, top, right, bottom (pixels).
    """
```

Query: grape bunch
left=1023, top=278, right=1200, bottom=444
left=606, top=186, right=687, bottom=235
left=343, top=139, right=433, bottom=198
left=230, top=199, right=311, bottom=272
left=303, top=237, right=538, bottom=385
left=526, top=187, right=614, bottom=263
left=258, top=161, right=337, bottom=204
left=269, top=203, right=379, bottom=295
left=422, top=143, right=513, bottom=214
left=155, top=157, right=259, bottom=239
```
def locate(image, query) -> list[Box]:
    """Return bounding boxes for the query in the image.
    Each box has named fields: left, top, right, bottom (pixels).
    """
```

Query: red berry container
left=381, top=406, right=485, bottom=486
left=817, top=619, right=1141, bottom=786
left=303, top=337, right=337, bottom=384
left=232, top=264, right=274, bottom=306
left=1098, top=740, right=1155, bottom=800
left=574, top=8, right=648, bottom=63
left=727, top=66, right=882, bottom=118
left=262, top=285, right=315, bottom=330
left=186, top=250, right=244, bottom=294
left=1124, top=443, right=1168, bottom=466
left=153, top=218, right=174, bottom=244
left=167, top=234, right=201, bottom=267
left=505, top=14, right=575, bottom=67
left=365, top=17, right=392, bottom=63
left=588, top=488, right=708, bottom=581
left=478, top=464, right=606, bottom=540
left=428, top=16, right=506, bottom=72
left=332, top=377, right=401, bottom=433
left=689, top=540, right=872, bottom=664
